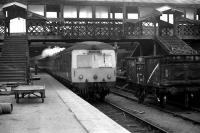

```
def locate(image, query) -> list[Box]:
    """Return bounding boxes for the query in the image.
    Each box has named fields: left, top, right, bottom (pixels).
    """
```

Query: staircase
left=0, top=35, right=29, bottom=84
left=156, top=36, right=198, bottom=55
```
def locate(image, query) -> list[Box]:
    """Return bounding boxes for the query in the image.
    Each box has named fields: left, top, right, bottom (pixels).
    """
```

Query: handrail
left=155, top=36, right=197, bottom=55
left=25, top=37, right=30, bottom=85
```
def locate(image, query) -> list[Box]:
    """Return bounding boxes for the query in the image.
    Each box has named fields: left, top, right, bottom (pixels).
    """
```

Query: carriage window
left=77, top=55, right=92, bottom=68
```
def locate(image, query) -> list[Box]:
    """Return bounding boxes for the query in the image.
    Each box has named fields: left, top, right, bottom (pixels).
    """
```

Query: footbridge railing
left=0, top=19, right=5, bottom=39
left=176, top=17, right=200, bottom=39
left=27, top=18, right=157, bottom=41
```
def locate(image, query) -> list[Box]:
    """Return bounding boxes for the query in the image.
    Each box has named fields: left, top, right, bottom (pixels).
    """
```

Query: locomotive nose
left=93, top=74, right=98, bottom=80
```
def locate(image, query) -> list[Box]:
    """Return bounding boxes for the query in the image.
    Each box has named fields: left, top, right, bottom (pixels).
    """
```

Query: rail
left=111, top=88, right=200, bottom=125
left=104, top=100, right=169, bottom=133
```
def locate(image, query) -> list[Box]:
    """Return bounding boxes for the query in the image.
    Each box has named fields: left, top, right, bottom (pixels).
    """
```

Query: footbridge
left=0, top=0, right=199, bottom=42
left=0, top=0, right=199, bottom=84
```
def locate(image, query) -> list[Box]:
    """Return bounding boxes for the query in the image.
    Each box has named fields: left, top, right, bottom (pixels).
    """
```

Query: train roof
left=65, top=41, right=114, bottom=51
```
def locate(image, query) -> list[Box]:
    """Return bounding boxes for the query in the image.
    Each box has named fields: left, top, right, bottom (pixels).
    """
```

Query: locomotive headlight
left=107, top=74, right=111, bottom=79
left=165, top=69, right=169, bottom=78
left=93, top=74, right=98, bottom=80
left=79, top=75, right=83, bottom=80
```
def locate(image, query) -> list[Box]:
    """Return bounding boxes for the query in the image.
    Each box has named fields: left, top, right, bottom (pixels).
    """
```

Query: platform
left=0, top=73, right=130, bottom=133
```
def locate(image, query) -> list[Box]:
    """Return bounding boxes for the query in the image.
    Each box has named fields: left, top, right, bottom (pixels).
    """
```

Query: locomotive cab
left=72, top=49, right=116, bottom=83
left=71, top=49, right=116, bottom=99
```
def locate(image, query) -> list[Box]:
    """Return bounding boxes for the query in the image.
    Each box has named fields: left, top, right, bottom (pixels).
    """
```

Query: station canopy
left=125, top=5, right=184, bottom=24
left=125, top=7, right=162, bottom=24
left=156, top=5, right=183, bottom=15
left=1, top=0, right=200, bottom=5
left=177, top=17, right=200, bottom=25
left=61, top=0, right=200, bottom=4
left=0, top=2, right=46, bottom=20
left=0, top=2, right=27, bottom=10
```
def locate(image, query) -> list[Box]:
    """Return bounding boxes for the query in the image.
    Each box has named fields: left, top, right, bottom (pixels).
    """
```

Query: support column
left=114, top=42, right=118, bottom=64
left=92, top=5, right=96, bottom=19
left=77, top=6, right=80, bottom=18
left=153, top=42, right=157, bottom=56
left=111, top=6, right=115, bottom=19
left=122, top=4, right=126, bottom=38
left=108, top=6, right=111, bottom=19
left=139, top=43, right=143, bottom=56
left=26, top=19, right=28, bottom=35
left=194, top=8, right=197, bottom=20
left=123, top=4, right=126, bottom=20
left=60, top=4, right=64, bottom=19
left=173, top=13, right=177, bottom=36
left=108, top=6, right=111, bottom=37
left=44, top=4, right=47, bottom=18
left=183, top=8, right=186, bottom=18
left=167, top=14, right=169, bottom=23
left=153, top=20, right=157, bottom=37
left=137, top=7, right=140, bottom=19
left=26, top=4, right=28, bottom=35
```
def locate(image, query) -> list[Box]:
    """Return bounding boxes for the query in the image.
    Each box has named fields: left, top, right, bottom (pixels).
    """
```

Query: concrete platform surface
left=0, top=73, right=130, bottom=133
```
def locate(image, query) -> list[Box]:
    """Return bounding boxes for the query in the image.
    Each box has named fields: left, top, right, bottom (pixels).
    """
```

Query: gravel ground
left=106, top=93, right=200, bottom=133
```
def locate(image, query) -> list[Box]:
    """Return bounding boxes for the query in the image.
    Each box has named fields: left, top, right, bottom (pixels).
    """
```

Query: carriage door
left=136, top=57, right=145, bottom=84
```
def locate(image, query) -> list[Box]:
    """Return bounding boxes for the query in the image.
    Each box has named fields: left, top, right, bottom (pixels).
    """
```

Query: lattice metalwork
left=0, top=19, right=5, bottom=36
left=142, top=21, right=155, bottom=36
left=158, top=36, right=197, bottom=55
left=158, top=20, right=174, bottom=36
left=160, top=27, right=173, bottom=36
left=125, top=22, right=142, bottom=37
left=27, top=18, right=158, bottom=40
left=27, top=19, right=46, bottom=36
left=62, top=19, right=124, bottom=40
left=46, top=20, right=62, bottom=36
left=177, top=23, right=200, bottom=37
left=124, top=19, right=156, bottom=39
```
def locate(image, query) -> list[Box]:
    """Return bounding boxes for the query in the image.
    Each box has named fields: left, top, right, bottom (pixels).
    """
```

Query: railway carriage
left=125, top=55, right=200, bottom=107
left=39, top=41, right=116, bottom=100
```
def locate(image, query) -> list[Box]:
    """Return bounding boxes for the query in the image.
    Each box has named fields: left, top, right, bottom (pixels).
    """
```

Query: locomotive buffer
left=13, top=85, right=45, bottom=103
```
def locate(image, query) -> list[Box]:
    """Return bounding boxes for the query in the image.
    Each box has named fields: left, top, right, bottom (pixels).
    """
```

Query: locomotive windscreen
left=76, top=50, right=115, bottom=68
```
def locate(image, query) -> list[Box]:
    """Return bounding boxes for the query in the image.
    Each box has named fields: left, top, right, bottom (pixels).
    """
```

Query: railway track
left=120, top=87, right=200, bottom=115
left=111, top=88, right=200, bottom=125
left=92, top=101, right=169, bottom=133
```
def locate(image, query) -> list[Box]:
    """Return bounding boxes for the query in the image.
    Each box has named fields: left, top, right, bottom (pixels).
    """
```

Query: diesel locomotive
left=39, top=41, right=116, bottom=100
